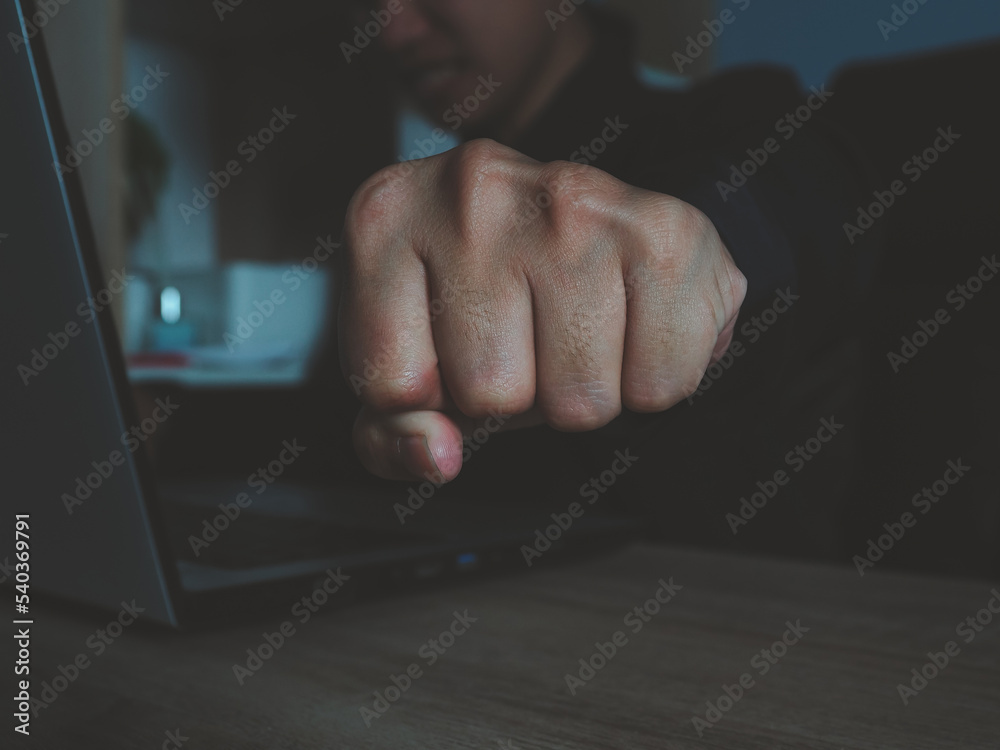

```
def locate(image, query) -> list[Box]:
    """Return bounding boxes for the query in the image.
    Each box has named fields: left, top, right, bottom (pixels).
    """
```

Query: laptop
left=0, top=0, right=638, bottom=628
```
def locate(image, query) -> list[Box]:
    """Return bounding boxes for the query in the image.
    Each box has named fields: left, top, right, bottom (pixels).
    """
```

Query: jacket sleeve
left=579, top=68, right=882, bottom=548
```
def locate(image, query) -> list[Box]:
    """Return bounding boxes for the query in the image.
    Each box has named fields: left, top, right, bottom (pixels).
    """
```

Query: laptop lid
left=0, top=0, right=180, bottom=626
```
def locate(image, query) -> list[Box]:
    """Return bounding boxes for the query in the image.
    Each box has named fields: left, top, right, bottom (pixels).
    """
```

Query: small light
left=160, top=286, right=181, bottom=324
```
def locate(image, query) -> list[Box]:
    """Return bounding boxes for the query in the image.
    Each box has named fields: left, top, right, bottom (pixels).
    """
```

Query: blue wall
left=712, top=0, right=1000, bottom=87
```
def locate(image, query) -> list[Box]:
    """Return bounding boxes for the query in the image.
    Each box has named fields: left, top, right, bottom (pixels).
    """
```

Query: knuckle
left=454, top=380, right=534, bottom=420
left=447, top=139, right=516, bottom=246
left=453, top=137, right=509, bottom=172
left=641, top=197, right=706, bottom=260
left=353, top=358, right=438, bottom=412
left=364, top=378, right=430, bottom=413
left=537, top=161, right=612, bottom=232
left=540, top=383, right=622, bottom=432
left=451, top=139, right=510, bottom=196
left=543, top=399, right=622, bottom=432
left=666, top=197, right=713, bottom=239
left=727, top=262, right=749, bottom=311
left=621, top=383, right=669, bottom=413
left=623, top=374, right=699, bottom=413
left=345, top=165, right=412, bottom=257
left=672, top=369, right=704, bottom=402
left=672, top=371, right=704, bottom=404
left=629, top=198, right=727, bottom=303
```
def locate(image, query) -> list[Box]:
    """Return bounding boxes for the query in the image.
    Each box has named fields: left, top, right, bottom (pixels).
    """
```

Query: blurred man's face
left=360, top=0, right=562, bottom=131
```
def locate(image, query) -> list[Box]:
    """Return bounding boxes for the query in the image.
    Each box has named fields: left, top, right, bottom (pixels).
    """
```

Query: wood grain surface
left=19, top=544, right=1000, bottom=749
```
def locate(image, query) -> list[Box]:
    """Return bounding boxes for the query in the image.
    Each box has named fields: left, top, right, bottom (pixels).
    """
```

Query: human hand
left=339, top=139, right=746, bottom=481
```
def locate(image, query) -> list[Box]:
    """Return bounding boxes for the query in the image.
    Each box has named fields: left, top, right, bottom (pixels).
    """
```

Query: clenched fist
left=339, top=139, right=746, bottom=482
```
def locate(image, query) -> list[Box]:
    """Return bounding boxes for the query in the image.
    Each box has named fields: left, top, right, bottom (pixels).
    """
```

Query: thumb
left=352, top=406, right=545, bottom=482
left=352, top=408, right=465, bottom=482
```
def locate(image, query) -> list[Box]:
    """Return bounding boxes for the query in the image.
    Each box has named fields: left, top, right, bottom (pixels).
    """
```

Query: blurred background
left=39, top=0, right=1000, bottom=577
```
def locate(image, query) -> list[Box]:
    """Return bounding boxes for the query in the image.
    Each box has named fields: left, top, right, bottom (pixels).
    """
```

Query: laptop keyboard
left=163, top=503, right=442, bottom=569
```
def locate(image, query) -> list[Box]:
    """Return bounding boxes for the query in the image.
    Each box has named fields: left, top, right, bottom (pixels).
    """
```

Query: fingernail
left=428, top=432, right=462, bottom=481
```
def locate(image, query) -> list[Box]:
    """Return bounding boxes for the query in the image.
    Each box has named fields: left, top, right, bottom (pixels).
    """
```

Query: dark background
left=85, top=2, right=1000, bottom=579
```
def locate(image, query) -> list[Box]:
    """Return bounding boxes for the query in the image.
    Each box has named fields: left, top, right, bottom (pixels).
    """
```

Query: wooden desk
left=22, top=544, right=1000, bottom=748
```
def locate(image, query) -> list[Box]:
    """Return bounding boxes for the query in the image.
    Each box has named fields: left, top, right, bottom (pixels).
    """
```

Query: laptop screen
left=0, top=0, right=178, bottom=625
